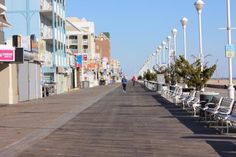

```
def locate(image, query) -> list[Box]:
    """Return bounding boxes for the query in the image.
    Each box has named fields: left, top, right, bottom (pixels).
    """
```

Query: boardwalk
left=0, top=83, right=236, bottom=157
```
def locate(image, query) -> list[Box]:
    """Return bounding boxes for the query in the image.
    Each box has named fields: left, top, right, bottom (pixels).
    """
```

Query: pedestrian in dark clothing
left=121, top=76, right=128, bottom=93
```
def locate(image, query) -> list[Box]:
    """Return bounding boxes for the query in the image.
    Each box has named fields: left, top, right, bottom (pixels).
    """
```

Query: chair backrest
left=188, top=90, right=196, bottom=99
left=171, top=86, right=180, bottom=95
left=176, top=87, right=182, bottom=95
left=193, top=91, right=200, bottom=101
left=190, top=90, right=196, bottom=96
left=229, top=101, right=236, bottom=116
left=185, top=90, right=196, bottom=102
left=174, top=86, right=180, bottom=93
left=218, top=98, right=234, bottom=114
left=211, top=95, right=223, bottom=105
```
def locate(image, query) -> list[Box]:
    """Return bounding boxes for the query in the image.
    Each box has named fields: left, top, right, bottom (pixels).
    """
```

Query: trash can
left=81, top=81, right=90, bottom=88
left=170, top=85, right=176, bottom=92
left=182, top=88, right=194, bottom=93
left=156, top=83, right=163, bottom=92
left=99, top=79, right=106, bottom=85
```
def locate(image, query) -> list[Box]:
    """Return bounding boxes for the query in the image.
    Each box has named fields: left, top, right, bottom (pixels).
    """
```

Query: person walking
left=121, top=76, right=128, bottom=93
left=131, top=76, right=136, bottom=86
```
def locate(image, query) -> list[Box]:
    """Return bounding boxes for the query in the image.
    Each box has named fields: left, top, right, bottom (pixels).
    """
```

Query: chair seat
left=226, top=115, right=236, bottom=122
left=216, top=113, right=229, bottom=120
left=206, top=108, right=218, bottom=114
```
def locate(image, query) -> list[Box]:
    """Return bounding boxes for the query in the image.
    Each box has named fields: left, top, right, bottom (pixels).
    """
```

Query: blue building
left=5, top=0, right=68, bottom=94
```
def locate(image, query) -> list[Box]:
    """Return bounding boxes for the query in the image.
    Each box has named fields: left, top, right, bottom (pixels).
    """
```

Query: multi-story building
left=5, top=0, right=67, bottom=94
left=110, top=59, right=121, bottom=82
left=0, top=0, right=10, bottom=44
left=66, top=17, right=97, bottom=87
left=95, top=32, right=112, bottom=84
left=0, top=0, right=18, bottom=104
left=95, top=32, right=111, bottom=61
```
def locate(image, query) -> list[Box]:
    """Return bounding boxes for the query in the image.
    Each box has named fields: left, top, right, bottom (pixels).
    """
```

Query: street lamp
left=225, top=0, right=235, bottom=99
left=162, top=41, right=166, bottom=64
left=194, top=0, right=204, bottom=70
left=152, top=52, right=157, bottom=66
left=158, top=46, right=162, bottom=65
left=171, top=28, right=178, bottom=61
left=180, top=17, right=188, bottom=60
left=166, top=36, right=172, bottom=66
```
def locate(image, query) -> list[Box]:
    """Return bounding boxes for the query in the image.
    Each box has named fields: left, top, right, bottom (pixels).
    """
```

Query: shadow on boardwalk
left=151, top=90, right=236, bottom=157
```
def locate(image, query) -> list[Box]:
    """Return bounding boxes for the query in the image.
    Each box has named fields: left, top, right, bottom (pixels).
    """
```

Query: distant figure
left=121, top=76, right=128, bottom=92
left=131, top=76, right=136, bottom=86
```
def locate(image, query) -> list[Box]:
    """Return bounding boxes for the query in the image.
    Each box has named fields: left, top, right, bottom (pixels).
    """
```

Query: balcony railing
left=69, top=39, right=78, bottom=44
left=41, top=25, right=53, bottom=39
left=83, top=40, right=88, bottom=45
left=40, top=0, right=52, bottom=11
left=0, top=0, right=5, bottom=6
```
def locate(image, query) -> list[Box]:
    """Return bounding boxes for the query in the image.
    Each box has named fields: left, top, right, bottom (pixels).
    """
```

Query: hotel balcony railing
left=69, top=39, right=78, bottom=44
left=41, top=26, right=53, bottom=39
left=40, top=0, right=52, bottom=11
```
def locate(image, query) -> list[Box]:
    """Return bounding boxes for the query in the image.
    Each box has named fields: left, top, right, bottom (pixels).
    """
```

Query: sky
left=66, top=0, right=236, bottom=78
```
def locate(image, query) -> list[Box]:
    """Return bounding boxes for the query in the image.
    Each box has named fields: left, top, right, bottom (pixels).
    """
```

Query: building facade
left=5, top=0, right=67, bottom=95
left=66, top=17, right=97, bottom=87
left=95, top=32, right=112, bottom=84
left=95, top=32, right=111, bottom=61
left=0, top=0, right=18, bottom=104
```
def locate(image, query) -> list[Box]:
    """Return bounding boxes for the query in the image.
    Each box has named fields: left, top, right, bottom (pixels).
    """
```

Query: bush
left=138, top=75, right=143, bottom=80
left=143, top=70, right=157, bottom=81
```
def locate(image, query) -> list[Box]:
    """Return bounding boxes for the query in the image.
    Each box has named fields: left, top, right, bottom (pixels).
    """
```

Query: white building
left=66, top=17, right=97, bottom=87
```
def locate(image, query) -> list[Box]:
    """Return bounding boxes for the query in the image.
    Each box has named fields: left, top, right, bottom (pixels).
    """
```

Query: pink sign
left=0, top=49, right=15, bottom=62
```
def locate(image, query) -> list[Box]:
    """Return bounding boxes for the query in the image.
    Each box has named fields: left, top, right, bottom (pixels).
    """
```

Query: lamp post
left=158, top=46, right=162, bottom=65
left=171, top=28, right=178, bottom=61
left=153, top=52, right=157, bottom=66
left=162, top=41, right=166, bottom=64
left=156, top=48, right=159, bottom=66
left=226, top=0, right=235, bottom=99
left=194, top=0, right=204, bottom=70
left=181, top=17, right=188, bottom=60
left=167, top=36, right=172, bottom=67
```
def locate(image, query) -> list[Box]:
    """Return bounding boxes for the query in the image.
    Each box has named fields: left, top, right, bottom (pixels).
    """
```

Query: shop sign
left=0, top=45, right=15, bottom=62
left=76, top=55, right=82, bottom=67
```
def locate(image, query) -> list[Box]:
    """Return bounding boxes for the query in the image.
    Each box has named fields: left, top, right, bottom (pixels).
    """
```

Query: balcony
left=40, top=0, right=52, bottom=11
left=41, top=25, right=53, bottom=40
left=69, top=39, right=78, bottom=45
left=0, top=0, right=6, bottom=14
left=83, top=40, right=88, bottom=45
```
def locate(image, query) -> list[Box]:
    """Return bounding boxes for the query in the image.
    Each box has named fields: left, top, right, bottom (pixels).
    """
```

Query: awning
left=0, top=13, right=10, bottom=27
left=87, top=63, right=96, bottom=69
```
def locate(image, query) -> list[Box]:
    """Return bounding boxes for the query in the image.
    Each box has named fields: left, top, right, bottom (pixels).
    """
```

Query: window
left=69, top=36, right=77, bottom=40
left=83, top=35, right=88, bottom=39
left=83, top=45, right=88, bottom=49
left=69, top=45, right=78, bottom=50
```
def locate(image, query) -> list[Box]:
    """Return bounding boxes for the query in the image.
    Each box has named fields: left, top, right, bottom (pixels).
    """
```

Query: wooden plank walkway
left=17, top=83, right=236, bottom=157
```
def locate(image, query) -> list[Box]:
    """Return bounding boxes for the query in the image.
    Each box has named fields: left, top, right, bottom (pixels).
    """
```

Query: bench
left=205, top=98, right=234, bottom=118
left=205, top=98, right=234, bottom=132
left=222, top=101, right=236, bottom=133
left=201, top=95, right=223, bottom=120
